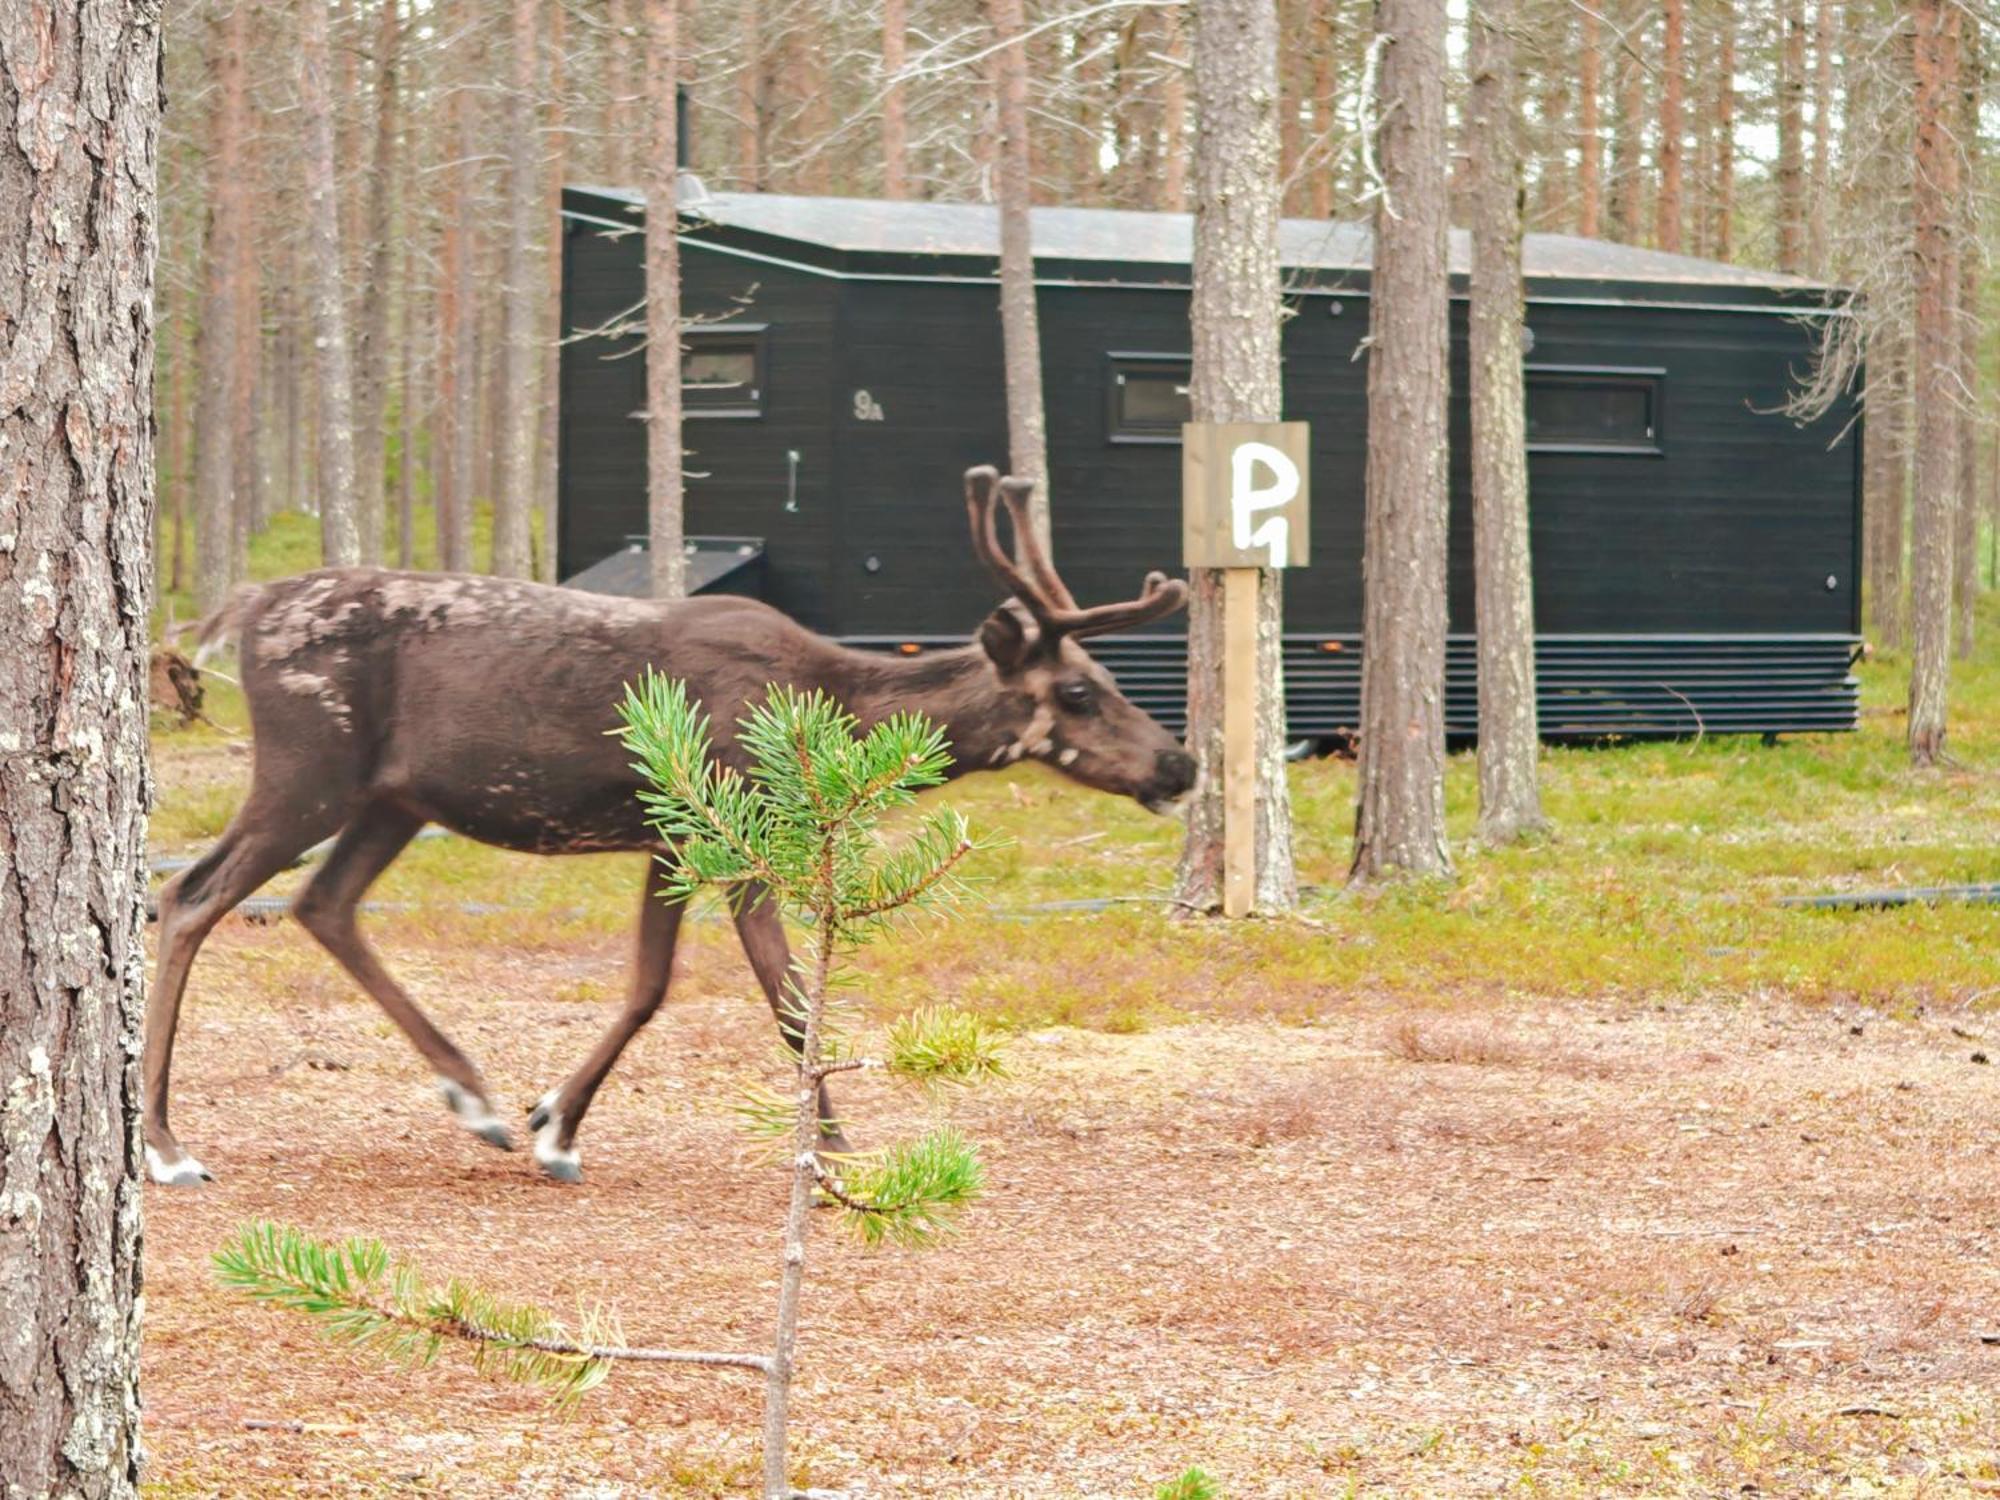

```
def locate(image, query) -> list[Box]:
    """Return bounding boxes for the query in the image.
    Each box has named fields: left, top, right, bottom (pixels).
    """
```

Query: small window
left=1107, top=353, right=1192, bottom=443
left=683, top=325, right=766, bottom=417
left=1525, top=366, right=1663, bottom=454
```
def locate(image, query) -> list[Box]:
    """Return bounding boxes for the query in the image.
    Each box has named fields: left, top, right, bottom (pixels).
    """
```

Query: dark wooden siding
left=561, top=221, right=1859, bottom=643
left=558, top=220, right=841, bottom=627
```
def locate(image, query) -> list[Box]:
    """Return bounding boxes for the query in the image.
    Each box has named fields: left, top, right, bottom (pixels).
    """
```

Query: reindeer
left=145, top=467, right=1197, bottom=1186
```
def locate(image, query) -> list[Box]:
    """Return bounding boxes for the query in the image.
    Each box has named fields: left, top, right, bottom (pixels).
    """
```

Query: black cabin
left=558, top=185, right=1862, bottom=738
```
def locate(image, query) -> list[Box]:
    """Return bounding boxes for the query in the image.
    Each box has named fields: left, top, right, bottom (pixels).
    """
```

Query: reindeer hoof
left=145, top=1144, right=214, bottom=1187
left=531, top=1092, right=582, bottom=1183
left=440, top=1079, right=514, bottom=1152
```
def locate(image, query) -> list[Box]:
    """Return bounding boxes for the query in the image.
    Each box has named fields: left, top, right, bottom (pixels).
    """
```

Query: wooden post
left=1184, top=422, right=1311, bottom=917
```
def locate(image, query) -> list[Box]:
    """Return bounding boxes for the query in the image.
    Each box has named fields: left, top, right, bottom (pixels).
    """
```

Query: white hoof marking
left=1058, top=747, right=1079, bottom=767
left=145, top=1145, right=211, bottom=1186
left=532, top=1092, right=582, bottom=1180
left=439, top=1079, right=510, bottom=1145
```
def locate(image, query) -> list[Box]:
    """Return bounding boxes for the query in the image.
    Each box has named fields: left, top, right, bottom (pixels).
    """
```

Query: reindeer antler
left=963, top=466, right=1189, bottom=642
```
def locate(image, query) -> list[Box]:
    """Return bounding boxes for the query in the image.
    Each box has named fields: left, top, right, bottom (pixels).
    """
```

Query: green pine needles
left=214, top=1222, right=615, bottom=1407
left=618, top=673, right=1002, bottom=1246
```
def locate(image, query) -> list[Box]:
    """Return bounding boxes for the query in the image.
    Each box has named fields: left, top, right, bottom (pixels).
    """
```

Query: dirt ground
left=140, top=911, right=2000, bottom=1499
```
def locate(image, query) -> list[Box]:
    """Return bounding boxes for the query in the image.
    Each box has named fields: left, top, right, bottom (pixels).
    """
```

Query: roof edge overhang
left=561, top=185, right=1852, bottom=317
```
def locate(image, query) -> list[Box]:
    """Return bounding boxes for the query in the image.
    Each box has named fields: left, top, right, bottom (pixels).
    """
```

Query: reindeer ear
left=976, top=600, right=1036, bottom=671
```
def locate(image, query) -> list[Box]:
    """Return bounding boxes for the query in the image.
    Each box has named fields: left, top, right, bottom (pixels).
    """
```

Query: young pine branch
left=214, top=1221, right=769, bottom=1409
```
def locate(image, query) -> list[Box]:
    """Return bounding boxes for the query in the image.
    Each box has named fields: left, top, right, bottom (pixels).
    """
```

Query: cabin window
left=683, top=325, right=766, bottom=417
left=1106, top=353, right=1192, bottom=443
left=1525, top=366, right=1664, bottom=454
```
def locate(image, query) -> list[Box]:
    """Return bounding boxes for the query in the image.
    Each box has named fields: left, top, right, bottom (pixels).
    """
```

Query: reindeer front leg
left=531, top=857, right=687, bottom=1182
left=732, top=884, right=853, bottom=1156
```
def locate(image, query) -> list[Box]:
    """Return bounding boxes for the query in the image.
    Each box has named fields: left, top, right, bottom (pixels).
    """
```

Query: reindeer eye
left=1055, top=680, right=1097, bottom=715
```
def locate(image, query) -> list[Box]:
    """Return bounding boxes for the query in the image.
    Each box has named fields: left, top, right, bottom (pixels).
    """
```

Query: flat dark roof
left=565, top=183, right=1834, bottom=302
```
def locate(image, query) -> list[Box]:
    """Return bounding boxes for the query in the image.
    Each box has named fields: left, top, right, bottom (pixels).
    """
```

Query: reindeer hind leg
left=146, top=792, right=348, bottom=1185
left=289, top=801, right=512, bottom=1154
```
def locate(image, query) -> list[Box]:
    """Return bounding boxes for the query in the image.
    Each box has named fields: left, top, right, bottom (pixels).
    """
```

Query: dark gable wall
left=562, top=214, right=1859, bottom=641
left=558, top=219, right=840, bottom=627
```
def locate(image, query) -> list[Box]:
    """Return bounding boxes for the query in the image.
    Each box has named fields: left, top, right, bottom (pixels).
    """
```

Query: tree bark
left=1159, top=10, right=1189, bottom=213
left=355, top=0, right=401, bottom=568
left=1351, top=0, right=1452, bottom=883
left=442, top=1, right=480, bottom=572
left=1655, top=0, right=1684, bottom=253
left=1907, top=0, right=1960, bottom=763
left=991, top=0, right=1052, bottom=549
left=1173, top=0, right=1298, bottom=916
left=737, top=0, right=764, bottom=190
left=193, top=0, right=247, bottom=614
left=1865, top=321, right=1910, bottom=647
left=882, top=0, right=908, bottom=198
left=0, top=5, right=156, bottom=1493
left=1577, top=2, right=1602, bottom=238
left=538, top=0, right=567, bottom=580
left=1711, top=7, right=1736, bottom=260
left=1468, top=0, right=1545, bottom=845
left=648, top=0, right=687, bottom=599
left=493, top=0, right=540, bottom=578
left=1610, top=4, right=1643, bottom=242
left=1808, top=0, right=1836, bottom=275
left=1778, top=0, right=1807, bottom=274
left=1954, top=24, right=1980, bottom=660
left=1306, top=0, right=1336, bottom=219
left=302, top=0, right=360, bottom=566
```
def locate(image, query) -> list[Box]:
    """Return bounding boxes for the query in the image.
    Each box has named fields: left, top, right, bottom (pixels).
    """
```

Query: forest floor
left=140, top=567, right=2000, bottom=1497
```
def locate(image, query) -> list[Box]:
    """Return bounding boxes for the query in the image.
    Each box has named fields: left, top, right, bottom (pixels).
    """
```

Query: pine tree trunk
left=1468, top=0, right=1545, bottom=846
left=538, top=0, right=567, bottom=581
left=1352, top=0, right=1452, bottom=883
left=1159, top=11, right=1189, bottom=212
left=401, top=241, right=420, bottom=567
left=1307, top=0, right=1336, bottom=219
left=443, top=5, right=480, bottom=572
left=648, top=0, right=686, bottom=598
left=1577, top=2, right=1602, bottom=237
left=303, top=0, right=360, bottom=566
left=1907, top=0, right=1960, bottom=763
left=1173, top=0, right=1298, bottom=916
left=991, top=0, right=1052, bottom=548
left=0, top=5, right=155, bottom=1491
left=882, top=0, right=908, bottom=197
left=354, top=0, right=400, bottom=568
left=1610, top=6, right=1643, bottom=242
left=738, top=0, right=764, bottom=190
left=194, top=0, right=247, bottom=614
left=1778, top=0, right=1807, bottom=273
left=493, top=0, right=539, bottom=578
left=1808, top=0, right=1836, bottom=274
left=1954, top=30, right=1980, bottom=660
left=1867, top=323, right=1910, bottom=647
left=1655, top=0, right=1684, bottom=252
left=1713, top=9, right=1736, bottom=259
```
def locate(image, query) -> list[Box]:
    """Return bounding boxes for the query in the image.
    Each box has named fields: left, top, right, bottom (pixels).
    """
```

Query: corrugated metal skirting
left=847, top=634, right=1863, bottom=739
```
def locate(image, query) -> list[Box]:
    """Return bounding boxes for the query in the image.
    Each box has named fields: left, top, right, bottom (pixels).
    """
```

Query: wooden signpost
left=1183, top=422, right=1311, bottom=918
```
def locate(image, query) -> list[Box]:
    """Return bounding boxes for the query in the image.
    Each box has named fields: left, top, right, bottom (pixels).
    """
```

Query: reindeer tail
left=193, top=583, right=266, bottom=669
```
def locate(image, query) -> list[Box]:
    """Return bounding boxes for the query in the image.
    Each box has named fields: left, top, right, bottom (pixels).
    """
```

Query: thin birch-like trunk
left=1778, top=0, right=1807, bottom=273
left=355, top=0, right=401, bottom=568
left=194, top=0, right=248, bottom=612
left=1713, top=10, right=1735, bottom=259
left=303, top=0, right=360, bottom=567
left=0, top=4, right=156, bottom=1490
left=991, top=0, right=1052, bottom=549
left=1174, top=0, right=1298, bottom=916
left=539, top=0, right=567, bottom=581
left=494, top=0, right=540, bottom=578
left=1352, top=0, right=1452, bottom=882
left=1907, top=0, right=1960, bottom=762
left=1577, top=3, right=1602, bottom=237
left=648, top=0, right=687, bottom=599
left=1468, top=0, right=1545, bottom=845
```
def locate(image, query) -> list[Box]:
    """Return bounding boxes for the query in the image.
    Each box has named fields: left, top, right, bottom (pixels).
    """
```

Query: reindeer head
left=962, top=466, right=1198, bottom=815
